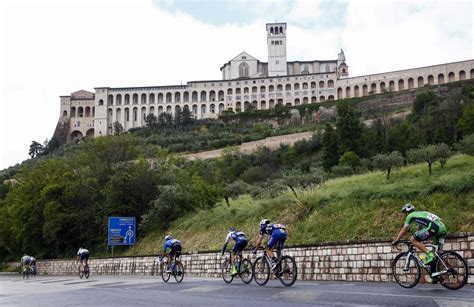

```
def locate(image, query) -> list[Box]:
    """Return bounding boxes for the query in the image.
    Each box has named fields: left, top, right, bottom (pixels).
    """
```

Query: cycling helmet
left=401, top=203, right=415, bottom=213
left=260, top=219, right=270, bottom=226
left=164, top=235, right=172, bottom=241
left=229, top=227, right=235, bottom=232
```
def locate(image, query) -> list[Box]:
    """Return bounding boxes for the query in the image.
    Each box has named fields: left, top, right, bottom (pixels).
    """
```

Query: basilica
left=55, top=22, right=474, bottom=143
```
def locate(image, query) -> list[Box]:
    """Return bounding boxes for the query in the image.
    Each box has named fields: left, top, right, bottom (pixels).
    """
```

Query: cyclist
left=160, top=235, right=182, bottom=273
left=20, top=254, right=33, bottom=273
left=252, top=219, right=287, bottom=271
left=221, top=227, right=248, bottom=276
left=392, top=203, right=447, bottom=264
left=30, top=256, right=37, bottom=275
left=76, top=247, right=90, bottom=268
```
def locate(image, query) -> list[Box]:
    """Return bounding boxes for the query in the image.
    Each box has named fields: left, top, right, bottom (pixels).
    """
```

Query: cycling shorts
left=79, top=252, right=90, bottom=261
left=23, top=259, right=32, bottom=266
left=267, top=229, right=287, bottom=249
left=414, top=222, right=446, bottom=245
left=232, top=239, right=248, bottom=253
left=170, top=244, right=182, bottom=258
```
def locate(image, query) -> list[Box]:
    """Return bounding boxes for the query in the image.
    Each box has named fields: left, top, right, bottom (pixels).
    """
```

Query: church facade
left=55, top=22, right=474, bottom=143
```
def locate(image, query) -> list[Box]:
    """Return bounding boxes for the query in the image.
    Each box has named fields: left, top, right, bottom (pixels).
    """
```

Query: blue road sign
left=108, top=217, right=136, bottom=246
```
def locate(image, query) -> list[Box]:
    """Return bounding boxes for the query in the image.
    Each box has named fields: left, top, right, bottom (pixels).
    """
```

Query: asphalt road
left=1, top=274, right=473, bottom=306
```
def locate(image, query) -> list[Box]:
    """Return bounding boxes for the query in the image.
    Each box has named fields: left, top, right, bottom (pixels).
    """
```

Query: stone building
left=55, top=22, right=474, bottom=143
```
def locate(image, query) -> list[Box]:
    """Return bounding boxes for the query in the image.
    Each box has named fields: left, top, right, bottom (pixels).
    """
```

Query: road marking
left=94, top=282, right=126, bottom=287
left=40, top=279, right=76, bottom=283
left=435, top=299, right=474, bottom=307
left=180, top=285, right=225, bottom=293
left=63, top=280, right=99, bottom=285
left=271, top=290, right=321, bottom=301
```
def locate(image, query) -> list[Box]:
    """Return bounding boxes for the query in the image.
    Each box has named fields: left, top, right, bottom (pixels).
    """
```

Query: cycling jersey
left=405, top=211, right=447, bottom=245
left=164, top=239, right=182, bottom=258
left=260, top=223, right=286, bottom=236
left=260, top=223, right=287, bottom=249
left=77, top=248, right=90, bottom=261
left=21, top=255, right=32, bottom=265
left=223, top=230, right=248, bottom=253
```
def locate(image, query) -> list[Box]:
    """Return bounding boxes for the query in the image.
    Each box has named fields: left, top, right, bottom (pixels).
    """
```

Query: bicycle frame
left=401, top=242, right=452, bottom=277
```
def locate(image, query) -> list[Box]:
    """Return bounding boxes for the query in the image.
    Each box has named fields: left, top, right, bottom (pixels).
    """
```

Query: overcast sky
left=0, top=0, right=472, bottom=170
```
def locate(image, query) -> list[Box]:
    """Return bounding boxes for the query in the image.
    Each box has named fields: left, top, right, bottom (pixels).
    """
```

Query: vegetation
left=1, top=83, right=473, bottom=261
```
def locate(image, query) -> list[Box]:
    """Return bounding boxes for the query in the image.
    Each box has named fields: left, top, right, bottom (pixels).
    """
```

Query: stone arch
left=389, top=81, right=395, bottom=91
left=311, top=96, right=317, bottom=103
left=209, top=90, right=216, bottom=101
left=328, top=95, right=334, bottom=101
left=218, top=103, right=225, bottom=113
left=107, top=108, right=113, bottom=122
left=71, top=106, right=76, bottom=117
left=192, top=91, right=198, bottom=102
left=380, top=82, right=386, bottom=92
left=428, top=75, right=434, bottom=85
left=141, top=106, right=147, bottom=121
left=218, top=90, right=224, bottom=101
left=319, top=95, right=326, bottom=102
left=252, top=86, right=257, bottom=93
left=236, top=88, right=241, bottom=94
left=303, top=97, right=309, bottom=104
left=175, top=92, right=181, bottom=103
left=294, top=83, right=300, bottom=90
left=227, top=88, right=233, bottom=95
left=277, top=98, right=283, bottom=105
left=192, top=104, right=198, bottom=115
left=141, top=93, right=147, bottom=104
left=470, top=69, right=474, bottom=79
left=158, top=106, right=163, bottom=114
left=362, top=84, right=368, bottom=96
left=345, top=86, right=351, bottom=98
left=448, top=72, right=455, bottom=82
left=85, top=106, right=91, bottom=117
left=244, top=101, right=251, bottom=110
left=124, top=94, right=130, bottom=105
left=251, top=100, right=258, bottom=109
left=398, top=79, right=404, bottom=90
left=125, top=107, right=130, bottom=122
left=354, top=85, right=360, bottom=97
left=174, top=105, right=181, bottom=113
left=260, top=86, right=266, bottom=93
left=408, top=78, right=414, bottom=89
left=71, top=130, right=83, bottom=141
left=277, top=84, right=283, bottom=91
left=438, top=74, right=445, bottom=84
left=285, top=84, right=291, bottom=91
left=149, top=93, right=155, bottom=104
left=260, top=100, right=266, bottom=109
left=98, top=99, right=104, bottom=106
left=200, top=91, right=207, bottom=102
left=328, top=80, right=334, bottom=88
left=166, top=92, right=172, bottom=103
left=183, top=91, right=189, bottom=102
left=133, top=107, right=138, bottom=122
left=302, top=82, right=308, bottom=89
left=108, top=94, right=114, bottom=105
left=371, top=83, right=377, bottom=94
left=86, top=129, right=94, bottom=138
left=294, top=98, right=300, bottom=105
left=78, top=106, right=84, bottom=117
left=157, top=93, right=163, bottom=103
left=337, top=87, right=343, bottom=99
left=459, top=70, right=466, bottom=80
left=209, top=104, right=215, bottom=114
left=319, top=81, right=325, bottom=88
left=166, top=105, right=172, bottom=113
left=235, top=101, right=241, bottom=111
left=116, top=108, right=122, bottom=122
left=311, top=82, right=316, bottom=89
left=417, top=76, right=424, bottom=87
left=269, top=85, right=274, bottom=92
left=269, top=99, right=275, bottom=108
left=132, top=93, right=138, bottom=104
left=63, top=110, right=68, bottom=117
left=116, top=94, right=122, bottom=105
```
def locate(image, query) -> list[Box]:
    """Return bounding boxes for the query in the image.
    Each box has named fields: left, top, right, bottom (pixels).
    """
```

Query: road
left=1, top=274, right=473, bottom=306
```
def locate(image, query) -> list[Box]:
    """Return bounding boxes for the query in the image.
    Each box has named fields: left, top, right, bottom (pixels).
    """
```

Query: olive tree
left=407, top=143, right=451, bottom=175
left=372, top=151, right=404, bottom=180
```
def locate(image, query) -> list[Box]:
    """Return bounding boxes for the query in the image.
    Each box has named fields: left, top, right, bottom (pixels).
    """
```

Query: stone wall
left=36, top=233, right=473, bottom=284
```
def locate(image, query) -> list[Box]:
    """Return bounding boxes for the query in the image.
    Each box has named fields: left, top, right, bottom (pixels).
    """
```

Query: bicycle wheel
left=436, top=251, right=468, bottom=290
left=85, top=265, right=90, bottom=279
left=79, top=266, right=84, bottom=279
left=253, top=256, right=270, bottom=286
left=221, top=259, right=234, bottom=284
left=161, top=262, right=171, bottom=283
left=174, top=261, right=185, bottom=283
left=22, top=269, right=27, bottom=279
left=278, top=255, right=297, bottom=287
left=392, top=252, right=420, bottom=288
left=239, top=258, right=253, bottom=284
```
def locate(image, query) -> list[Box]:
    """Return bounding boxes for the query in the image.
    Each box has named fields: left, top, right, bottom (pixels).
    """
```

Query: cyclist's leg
left=411, top=224, right=437, bottom=253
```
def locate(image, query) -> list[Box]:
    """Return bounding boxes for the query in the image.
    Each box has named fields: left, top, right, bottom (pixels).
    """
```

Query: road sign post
left=108, top=217, right=136, bottom=249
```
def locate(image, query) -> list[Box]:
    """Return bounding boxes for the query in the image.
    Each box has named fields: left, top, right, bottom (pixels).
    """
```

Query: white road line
left=180, top=285, right=225, bottom=293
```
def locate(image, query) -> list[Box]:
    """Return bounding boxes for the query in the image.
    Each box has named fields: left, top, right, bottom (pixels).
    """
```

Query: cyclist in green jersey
left=392, top=203, right=447, bottom=264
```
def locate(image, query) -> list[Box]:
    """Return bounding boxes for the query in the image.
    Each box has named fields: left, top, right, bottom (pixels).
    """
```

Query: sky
left=0, top=0, right=472, bottom=170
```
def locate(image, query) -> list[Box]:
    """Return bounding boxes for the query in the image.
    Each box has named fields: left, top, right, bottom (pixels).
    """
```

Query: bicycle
left=392, top=240, right=468, bottom=290
left=253, top=247, right=297, bottom=287
left=78, top=262, right=90, bottom=279
left=221, top=250, right=253, bottom=284
left=22, top=265, right=33, bottom=279
left=160, top=254, right=184, bottom=283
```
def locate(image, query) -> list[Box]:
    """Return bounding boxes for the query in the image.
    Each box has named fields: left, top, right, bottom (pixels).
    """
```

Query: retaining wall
left=36, top=233, right=473, bottom=284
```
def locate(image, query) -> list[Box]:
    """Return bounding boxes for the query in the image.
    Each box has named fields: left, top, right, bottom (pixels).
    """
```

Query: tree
left=455, top=134, right=474, bottom=155
left=372, top=151, right=404, bottom=180
left=336, top=102, right=362, bottom=155
left=407, top=143, right=451, bottom=175
left=284, top=169, right=326, bottom=198
left=339, top=151, right=361, bottom=173
left=321, top=124, right=339, bottom=170
left=222, top=180, right=250, bottom=206
left=459, top=100, right=474, bottom=135
left=144, top=114, right=158, bottom=129
left=174, top=107, right=182, bottom=126
left=28, top=141, right=44, bottom=158
left=412, top=90, right=439, bottom=120
left=181, top=106, right=193, bottom=126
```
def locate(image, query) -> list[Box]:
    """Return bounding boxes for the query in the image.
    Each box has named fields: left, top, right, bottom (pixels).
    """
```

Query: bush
left=455, top=134, right=474, bottom=156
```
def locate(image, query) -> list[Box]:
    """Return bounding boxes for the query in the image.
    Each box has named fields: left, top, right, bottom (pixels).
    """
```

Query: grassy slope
left=130, top=155, right=474, bottom=255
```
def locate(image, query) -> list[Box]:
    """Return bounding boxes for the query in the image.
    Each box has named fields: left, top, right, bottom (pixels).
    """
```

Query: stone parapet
left=36, top=234, right=473, bottom=284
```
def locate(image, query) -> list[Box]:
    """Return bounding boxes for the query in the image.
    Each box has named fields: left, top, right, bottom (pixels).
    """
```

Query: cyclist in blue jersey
left=252, top=219, right=287, bottom=270
left=161, top=235, right=182, bottom=273
left=221, top=227, right=248, bottom=276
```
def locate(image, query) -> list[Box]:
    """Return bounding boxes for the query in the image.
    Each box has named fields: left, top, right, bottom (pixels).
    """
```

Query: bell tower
left=267, top=22, right=287, bottom=77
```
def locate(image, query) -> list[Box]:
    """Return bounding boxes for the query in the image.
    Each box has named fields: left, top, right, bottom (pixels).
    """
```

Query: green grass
left=129, top=155, right=474, bottom=255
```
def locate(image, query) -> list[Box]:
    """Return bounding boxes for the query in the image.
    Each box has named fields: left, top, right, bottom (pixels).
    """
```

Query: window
left=242, top=56, right=246, bottom=59
left=239, top=62, right=249, bottom=78
left=276, top=60, right=279, bottom=64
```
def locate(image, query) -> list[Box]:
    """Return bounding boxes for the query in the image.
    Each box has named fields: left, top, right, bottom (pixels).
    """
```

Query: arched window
left=327, top=80, right=334, bottom=88
left=337, top=88, right=343, bottom=99
left=71, top=107, right=76, bottom=117
left=239, top=62, right=249, bottom=78
left=362, top=84, right=368, bottom=96
left=438, top=74, right=445, bottom=84
left=459, top=70, right=466, bottom=80
left=277, top=84, right=283, bottom=91
left=380, top=82, right=386, bottom=92
left=417, top=76, right=424, bottom=87
left=141, top=93, right=147, bottom=104
left=166, top=92, right=172, bottom=103
left=428, top=75, right=434, bottom=85
left=285, top=84, right=291, bottom=91
left=227, top=88, right=233, bottom=95
left=260, top=86, right=266, bottom=93
left=175, top=92, right=181, bottom=103
left=183, top=92, right=189, bottom=102
left=311, top=82, right=316, bottom=89
left=408, top=78, right=414, bottom=89
left=132, top=93, right=138, bottom=104
left=294, top=83, right=300, bottom=90
left=116, top=94, right=122, bottom=105
left=108, top=95, right=114, bottom=105
left=319, top=81, right=325, bottom=88
left=354, top=86, right=360, bottom=97
left=302, top=82, right=308, bottom=89
left=398, top=79, right=404, bottom=90
left=218, top=90, right=224, bottom=101
left=157, top=93, right=163, bottom=103
left=371, top=83, right=377, bottom=93
left=200, top=91, right=207, bottom=102
left=149, top=93, right=155, bottom=104
left=345, top=87, right=351, bottom=98
left=448, top=72, right=455, bottom=82
left=388, top=81, right=395, bottom=91
left=63, top=110, right=68, bottom=117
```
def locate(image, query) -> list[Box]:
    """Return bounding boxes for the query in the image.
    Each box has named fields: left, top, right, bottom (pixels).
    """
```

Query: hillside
left=130, top=154, right=474, bottom=254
